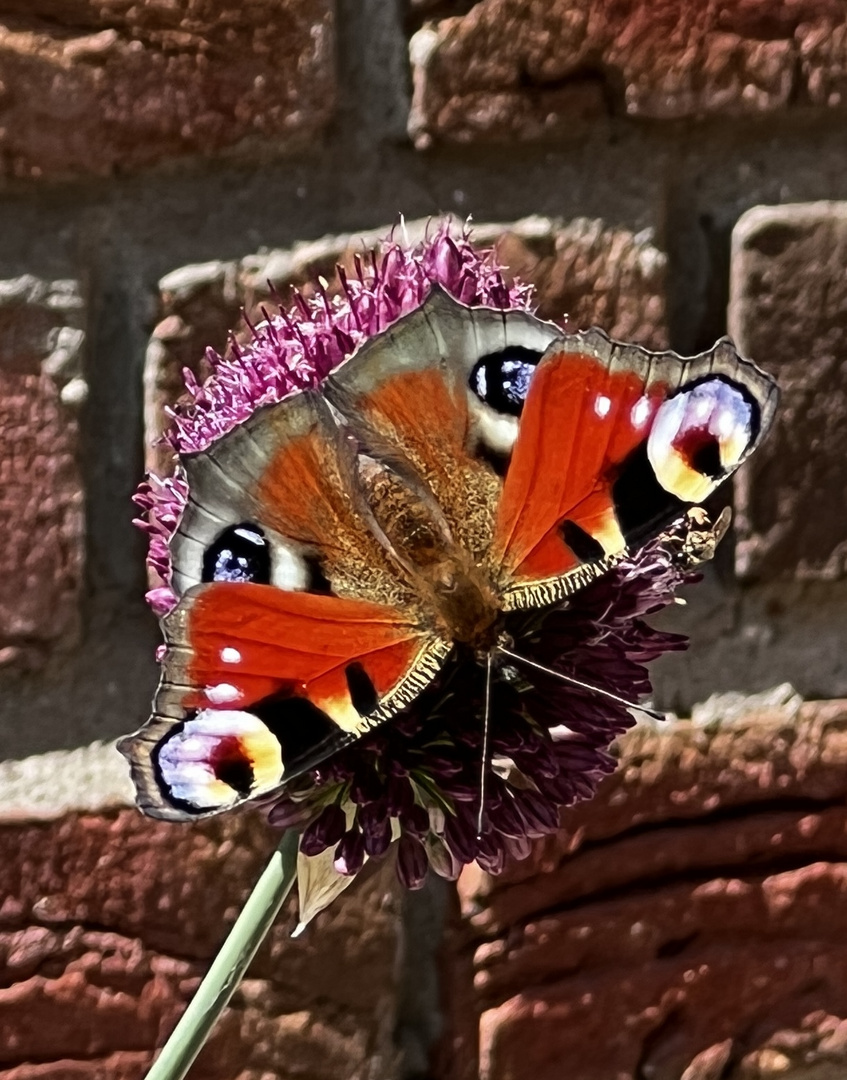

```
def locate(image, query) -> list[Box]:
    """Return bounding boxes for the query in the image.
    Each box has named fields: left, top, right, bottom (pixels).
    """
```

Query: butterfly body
left=417, top=554, right=501, bottom=650
left=358, top=457, right=501, bottom=648
left=121, top=288, right=778, bottom=822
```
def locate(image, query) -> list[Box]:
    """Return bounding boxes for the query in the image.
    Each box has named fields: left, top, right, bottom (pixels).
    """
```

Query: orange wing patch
left=254, top=423, right=415, bottom=610
left=490, top=351, right=665, bottom=587
left=180, top=581, right=445, bottom=734
left=357, top=368, right=469, bottom=480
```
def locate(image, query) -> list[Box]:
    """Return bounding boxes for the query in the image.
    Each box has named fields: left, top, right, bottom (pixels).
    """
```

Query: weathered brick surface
left=0, top=276, right=86, bottom=668
left=408, top=0, right=847, bottom=148
left=729, top=202, right=847, bottom=581
left=7, top=709, right=847, bottom=1080
left=0, top=1, right=335, bottom=179
left=144, top=216, right=668, bottom=475
left=0, top=745, right=400, bottom=1079
left=439, top=701, right=847, bottom=1080
left=2, top=0, right=847, bottom=1069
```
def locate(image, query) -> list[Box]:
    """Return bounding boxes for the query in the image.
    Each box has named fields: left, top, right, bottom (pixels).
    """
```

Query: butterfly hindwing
left=121, top=581, right=448, bottom=821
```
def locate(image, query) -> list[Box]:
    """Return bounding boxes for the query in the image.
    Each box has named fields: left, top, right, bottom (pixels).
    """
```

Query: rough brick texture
left=408, top=0, right=847, bottom=148
left=437, top=700, right=847, bottom=1080
left=3, top=0, right=847, bottom=1071
left=0, top=1, right=335, bottom=178
left=144, top=216, right=668, bottom=475
left=0, top=276, right=86, bottom=668
left=0, top=745, right=400, bottom=1079
left=729, top=202, right=847, bottom=581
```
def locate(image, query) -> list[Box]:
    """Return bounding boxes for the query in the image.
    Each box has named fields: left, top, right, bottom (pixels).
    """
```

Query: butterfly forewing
left=326, top=287, right=561, bottom=562
left=328, top=291, right=777, bottom=612
left=121, top=387, right=451, bottom=821
left=489, top=329, right=778, bottom=609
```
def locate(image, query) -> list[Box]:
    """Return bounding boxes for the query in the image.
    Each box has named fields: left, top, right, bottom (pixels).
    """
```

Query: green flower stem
left=145, top=829, right=300, bottom=1080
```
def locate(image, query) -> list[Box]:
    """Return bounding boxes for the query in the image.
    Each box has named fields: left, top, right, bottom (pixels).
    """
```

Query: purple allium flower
left=134, top=218, right=698, bottom=913
left=266, top=540, right=690, bottom=893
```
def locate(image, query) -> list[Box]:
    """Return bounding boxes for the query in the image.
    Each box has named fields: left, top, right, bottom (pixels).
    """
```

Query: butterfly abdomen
left=360, top=462, right=449, bottom=566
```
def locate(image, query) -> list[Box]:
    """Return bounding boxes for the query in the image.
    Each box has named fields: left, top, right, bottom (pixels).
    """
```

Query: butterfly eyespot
left=468, top=346, right=543, bottom=417
left=202, top=523, right=271, bottom=585
left=209, top=737, right=255, bottom=796
left=647, top=376, right=760, bottom=503
left=154, top=710, right=284, bottom=812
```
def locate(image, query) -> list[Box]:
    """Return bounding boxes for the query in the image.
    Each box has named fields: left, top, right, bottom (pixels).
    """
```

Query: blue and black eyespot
left=468, top=346, right=543, bottom=416
left=202, top=523, right=271, bottom=584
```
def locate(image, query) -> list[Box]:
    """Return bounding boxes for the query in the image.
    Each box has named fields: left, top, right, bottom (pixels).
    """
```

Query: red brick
left=0, top=1055, right=148, bottom=1080
left=439, top=701, right=847, bottom=1080
left=0, top=1, right=335, bottom=178
left=408, top=0, right=846, bottom=148
left=479, top=939, right=847, bottom=1080
left=145, top=216, right=668, bottom=475
left=729, top=202, right=847, bottom=581
left=487, top=218, right=668, bottom=346
left=0, top=744, right=400, bottom=1078
left=0, top=276, right=86, bottom=668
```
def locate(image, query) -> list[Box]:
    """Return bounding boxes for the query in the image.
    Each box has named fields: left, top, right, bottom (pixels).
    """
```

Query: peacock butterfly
left=119, top=288, right=778, bottom=820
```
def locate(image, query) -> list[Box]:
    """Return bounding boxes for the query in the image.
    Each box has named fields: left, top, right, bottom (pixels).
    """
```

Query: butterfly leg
left=495, top=646, right=666, bottom=722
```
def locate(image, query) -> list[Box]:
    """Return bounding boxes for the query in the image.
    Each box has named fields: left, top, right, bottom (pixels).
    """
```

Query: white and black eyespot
left=154, top=709, right=284, bottom=813
left=202, top=523, right=271, bottom=584
left=647, top=376, right=760, bottom=503
left=468, top=346, right=544, bottom=459
left=152, top=691, right=350, bottom=813
left=469, top=346, right=543, bottom=416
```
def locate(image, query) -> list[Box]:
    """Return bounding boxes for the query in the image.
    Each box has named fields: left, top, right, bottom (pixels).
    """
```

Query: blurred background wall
left=0, top=2, right=846, bottom=1078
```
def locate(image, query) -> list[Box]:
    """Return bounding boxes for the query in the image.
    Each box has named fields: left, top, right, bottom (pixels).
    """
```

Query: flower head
left=267, top=540, right=690, bottom=902
left=135, top=219, right=697, bottom=921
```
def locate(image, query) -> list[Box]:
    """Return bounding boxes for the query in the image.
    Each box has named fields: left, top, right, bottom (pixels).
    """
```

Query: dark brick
left=0, top=744, right=400, bottom=1078
left=441, top=700, right=847, bottom=1080
left=0, top=276, right=86, bottom=668
left=408, top=0, right=847, bottom=148
left=729, top=202, right=847, bottom=580
left=0, top=0, right=335, bottom=178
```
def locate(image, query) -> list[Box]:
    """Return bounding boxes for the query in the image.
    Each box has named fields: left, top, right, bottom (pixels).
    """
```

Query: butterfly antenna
left=496, top=646, right=666, bottom=722
left=477, top=651, right=494, bottom=839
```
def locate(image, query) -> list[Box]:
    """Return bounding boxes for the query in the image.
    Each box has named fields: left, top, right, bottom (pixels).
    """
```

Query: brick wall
left=1, top=1, right=846, bottom=1077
